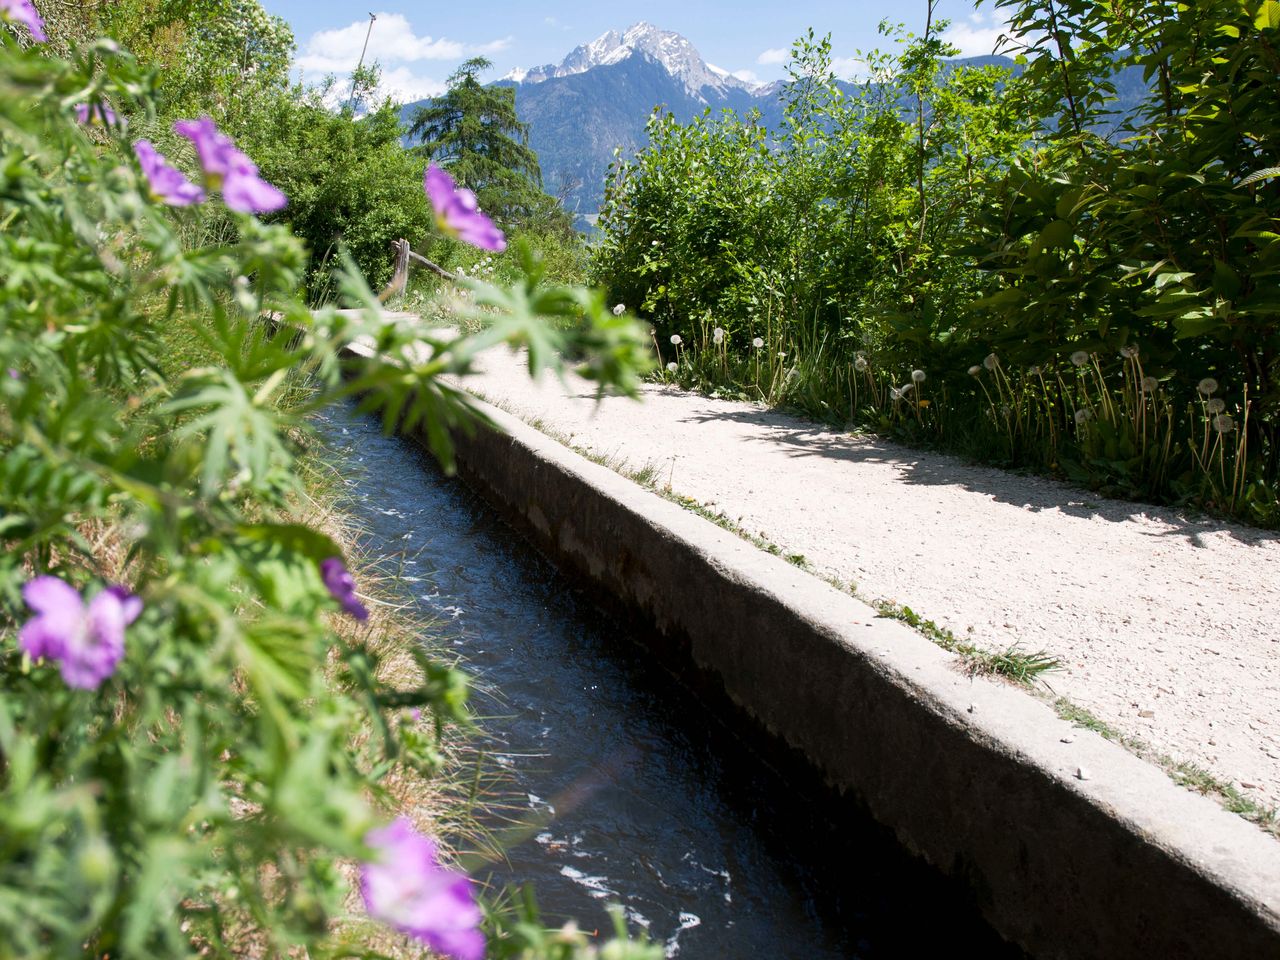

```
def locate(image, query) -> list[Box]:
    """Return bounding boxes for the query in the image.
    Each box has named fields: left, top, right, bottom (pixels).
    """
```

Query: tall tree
left=409, top=57, right=569, bottom=232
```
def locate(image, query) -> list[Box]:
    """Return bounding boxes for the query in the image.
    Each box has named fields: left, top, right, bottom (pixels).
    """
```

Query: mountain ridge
left=501, top=21, right=766, bottom=100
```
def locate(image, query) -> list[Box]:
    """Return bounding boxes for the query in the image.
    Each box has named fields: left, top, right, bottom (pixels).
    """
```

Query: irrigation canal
left=319, top=401, right=1022, bottom=959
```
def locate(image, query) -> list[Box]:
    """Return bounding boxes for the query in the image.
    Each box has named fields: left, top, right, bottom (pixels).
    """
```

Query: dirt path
left=459, top=345, right=1280, bottom=814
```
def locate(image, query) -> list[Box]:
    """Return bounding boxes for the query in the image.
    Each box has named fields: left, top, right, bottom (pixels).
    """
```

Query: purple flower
left=19, top=577, right=141, bottom=690
left=75, top=102, right=120, bottom=127
left=320, top=557, right=368, bottom=621
left=360, top=818, right=484, bottom=960
left=424, top=165, right=505, bottom=252
left=173, top=116, right=286, bottom=214
left=133, top=140, right=205, bottom=207
left=0, top=0, right=46, bottom=42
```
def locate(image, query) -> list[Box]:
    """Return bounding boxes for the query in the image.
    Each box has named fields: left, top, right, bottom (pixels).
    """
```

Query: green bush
left=593, top=4, right=1280, bottom=522
left=0, top=26, right=651, bottom=959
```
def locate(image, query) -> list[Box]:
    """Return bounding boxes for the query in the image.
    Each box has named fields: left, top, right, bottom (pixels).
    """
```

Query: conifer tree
left=409, top=57, right=570, bottom=232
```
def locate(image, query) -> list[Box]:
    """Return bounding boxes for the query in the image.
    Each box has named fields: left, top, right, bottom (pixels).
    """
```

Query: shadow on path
left=672, top=403, right=1280, bottom=549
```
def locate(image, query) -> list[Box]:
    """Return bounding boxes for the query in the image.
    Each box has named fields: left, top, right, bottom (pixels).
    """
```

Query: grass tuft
left=1053, top=698, right=1280, bottom=837
left=872, top=601, right=1059, bottom=686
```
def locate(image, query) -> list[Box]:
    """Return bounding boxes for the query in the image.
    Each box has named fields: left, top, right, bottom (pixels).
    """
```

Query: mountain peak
left=502, top=22, right=765, bottom=100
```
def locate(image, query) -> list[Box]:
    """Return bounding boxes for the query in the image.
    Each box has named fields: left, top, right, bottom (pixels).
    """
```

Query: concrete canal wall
left=420, top=391, right=1280, bottom=960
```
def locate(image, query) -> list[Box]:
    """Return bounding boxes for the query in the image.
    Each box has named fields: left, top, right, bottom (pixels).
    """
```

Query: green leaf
left=1212, top=260, right=1242, bottom=299
left=1032, top=219, right=1075, bottom=253
left=236, top=522, right=344, bottom=563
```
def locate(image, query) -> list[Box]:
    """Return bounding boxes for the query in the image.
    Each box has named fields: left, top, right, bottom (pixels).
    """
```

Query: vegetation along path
left=457, top=340, right=1280, bottom=820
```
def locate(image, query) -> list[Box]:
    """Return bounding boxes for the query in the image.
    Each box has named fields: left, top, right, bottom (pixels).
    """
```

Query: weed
left=873, top=601, right=1059, bottom=687
left=1053, top=699, right=1280, bottom=837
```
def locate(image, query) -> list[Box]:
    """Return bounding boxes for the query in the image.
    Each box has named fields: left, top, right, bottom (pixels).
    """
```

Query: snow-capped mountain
left=503, top=22, right=766, bottom=101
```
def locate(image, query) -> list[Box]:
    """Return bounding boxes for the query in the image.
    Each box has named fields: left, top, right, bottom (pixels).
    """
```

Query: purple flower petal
left=103, top=584, right=143, bottom=625
left=320, top=557, right=368, bottom=621
left=361, top=818, right=484, bottom=960
left=174, top=116, right=286, bottom=214
left=23, top=575, right=83, bottom=615
left=17, top=577, right=139, bottom=689
left=424, top=165, right=457, bottom=214
left=58, top=589, right=129, bottom=689
left=1, top=0, right=46, bottom=42
left=173, top=116, right=236, bottom=181
left=20, top=577, right=83, bottom=660
left=221, top=164, right=287, bottom=214
left=424, top=164, right=506, bottom=253
left=133, top=140, right=205, bottom=207
left=19, top=615, right=70, bottom=661
left=75, top=102, right=119, bottom=127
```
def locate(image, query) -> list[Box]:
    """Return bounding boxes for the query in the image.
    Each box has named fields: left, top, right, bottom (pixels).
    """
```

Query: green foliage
left=235, top=79, right=432, bottom=295
left=0, top=30, right=648, bottom=958
left=965, top=0, right=1280, bottom=514
left=595, top=22, right=1027, bottom=360
left=40, top=0, right=294, bottom=118
left=595, top=2, right=1280, bottom=523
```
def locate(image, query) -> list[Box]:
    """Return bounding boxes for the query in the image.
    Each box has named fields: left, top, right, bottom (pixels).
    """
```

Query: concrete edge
left=343, top=339, right=1280, bottom=958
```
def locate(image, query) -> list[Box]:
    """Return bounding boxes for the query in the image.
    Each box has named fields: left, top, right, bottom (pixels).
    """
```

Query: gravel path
left=460, top=346, right=1280, bottom=814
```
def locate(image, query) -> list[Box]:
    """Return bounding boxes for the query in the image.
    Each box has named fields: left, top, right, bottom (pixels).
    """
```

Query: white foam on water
left=559, top=865, right=615, bottom=901
left=664, top=912, right=701, bottom=958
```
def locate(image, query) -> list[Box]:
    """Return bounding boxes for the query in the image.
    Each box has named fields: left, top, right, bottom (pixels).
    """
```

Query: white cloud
left=942, top=11, right=1014, bottom=58
left=472, top=36, right=513, bottom=55
left=756, top=47, right=789, bottom=66
left=732, top=69, right=761, bottom=85
left=296, top=12, right=507, bottom=75
left=298, top=14, right=458, bottom=74
left=377, top=67, right=447, bottom=103
left=831, top=56, right=870, bottom=82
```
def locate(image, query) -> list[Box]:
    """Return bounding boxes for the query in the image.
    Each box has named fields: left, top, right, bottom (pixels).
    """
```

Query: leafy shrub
left=0, top=25, right=651, bottom=959
left=594, top=4, right=1280, bottom=521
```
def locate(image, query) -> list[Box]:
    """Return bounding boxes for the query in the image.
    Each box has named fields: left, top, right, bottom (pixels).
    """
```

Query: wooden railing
left=385, top=238, right=458, bottom=300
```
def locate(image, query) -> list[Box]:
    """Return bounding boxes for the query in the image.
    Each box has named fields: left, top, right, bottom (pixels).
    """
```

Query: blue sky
left=258, top=1, right=1014, bottom=102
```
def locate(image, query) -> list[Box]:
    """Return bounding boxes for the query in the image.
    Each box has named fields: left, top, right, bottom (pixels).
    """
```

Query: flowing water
left=318, top=403, right=1021, bottom=959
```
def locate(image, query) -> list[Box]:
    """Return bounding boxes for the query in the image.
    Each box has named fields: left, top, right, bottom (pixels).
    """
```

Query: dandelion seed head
left=670, top=334, right=682, bottom=345
left=1070, top=350, right=1089, bottom=367
left=1213, top=414, right=1235, bottom=434
left=968, top=365, right=981, bottom=376
left=612, top=303, right=625, bottom=316
left=1074, top=408, right=1093, bottom=424
left=911, top=369, right=926, bottom=383
left=1119, top=344, right=1139, bottom=359
left=752, top=337, right=765, bottom=349
left=983, top=353, right=998, bottom=371
left=712, top=327, right=725, bottom=343
left=1141, top=376, right=1158, bottom=391
left=666, top=361, right=678, bottom=373
left=1205, top=398, right=1225, bottom=414
left=1197, top=377, right=1219, bottom=396
left=854, top=357, right=868, bottom=372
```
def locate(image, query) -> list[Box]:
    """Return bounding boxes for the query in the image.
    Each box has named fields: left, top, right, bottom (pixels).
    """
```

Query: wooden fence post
left=390, top=238, right=409, bottom=298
